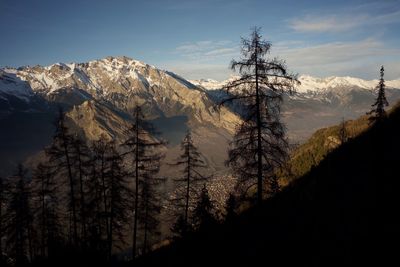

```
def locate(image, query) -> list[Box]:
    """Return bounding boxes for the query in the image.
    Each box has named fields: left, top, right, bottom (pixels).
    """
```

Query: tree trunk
left=100, top=154, right=109, bottom=242
left=108, top=172, right=114, bottom=261
left=132, top=111, right=140, bottom=259
left=0, top=182, right=3, bottom=257
left=77, top=147, right=87, bottom=246
left=41, top=176, right=46, bottom=257
left=185, top=147, right=191, bottom=229
left=143, top=204, right=148, bottom=255
left=254, top=43, right=263, bottom=205
left=63, top=139, right=78, bottom=246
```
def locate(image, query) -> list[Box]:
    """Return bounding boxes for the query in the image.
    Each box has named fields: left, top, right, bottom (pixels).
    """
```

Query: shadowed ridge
left=137, top=101, right=400, bottom=266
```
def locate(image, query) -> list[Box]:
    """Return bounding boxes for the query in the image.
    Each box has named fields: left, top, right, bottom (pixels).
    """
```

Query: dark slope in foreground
left=138, top=105, right=400, bottom=266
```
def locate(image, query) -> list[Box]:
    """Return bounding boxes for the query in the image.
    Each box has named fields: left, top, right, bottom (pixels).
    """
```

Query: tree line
left=0, top=106, right=220, bottom=266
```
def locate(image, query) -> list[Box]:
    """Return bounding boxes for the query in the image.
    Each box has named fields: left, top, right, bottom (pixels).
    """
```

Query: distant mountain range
left=192, top=74, right=400, bottom=142
left=0, top=56, right=239, bottom=177
left=191, top=75, right=400, bottom=92
left=140, top=81, right=400, bottom=267
left=1, top=56, right=400, bottom=177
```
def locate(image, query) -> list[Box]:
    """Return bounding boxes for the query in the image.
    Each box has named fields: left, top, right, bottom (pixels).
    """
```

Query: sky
left=0, top=0, right=399, bottom=81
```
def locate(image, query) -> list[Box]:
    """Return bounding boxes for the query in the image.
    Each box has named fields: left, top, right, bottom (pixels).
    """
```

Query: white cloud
left=174, top=40, right=238, bottom=61
left=163, top=34, right=400, bottom=81
left=162, top=39, right=240, bottom=80
left=289, top=10, right=400, bottom=33
left=272, top=38, right=400, bottom=79
left=204, top=47, right=236, bottom=56
left=290, top=15, right=366, bottom=33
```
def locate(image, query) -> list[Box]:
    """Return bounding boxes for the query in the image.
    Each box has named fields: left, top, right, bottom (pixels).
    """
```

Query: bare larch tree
left=0, top=176, right=5, bottom=259
left=103, top=141, right=132, bottom=260
left=171, top=131, right=208, bottom=235
left=121, top=105, right=165, bottom=258
left=70, top=136, right=91, bottom=247
left=4, top=164, right=33, bottom=266
left=220, top=27, right=298, bottom=204
left=32, top=162, right=62, bottom=259
left=45, top=109, right=79, bottom=246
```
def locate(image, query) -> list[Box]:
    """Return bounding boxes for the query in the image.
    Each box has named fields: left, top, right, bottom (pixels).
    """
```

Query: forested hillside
left=138, top=101, right=400, bottom=266
left=282, top=114, right=370, bottom=184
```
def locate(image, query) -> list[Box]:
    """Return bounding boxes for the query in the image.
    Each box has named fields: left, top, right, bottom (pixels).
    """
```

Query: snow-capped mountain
left=1, top=56, right=239, bottom=128
left=0, top=56, right=240, bottom=176
left=192, top=74, right=400, bottom=142
left=296, top=75, right=400, bottom=93
left=0, top=69, right=34, bottom=101
left=189, top=78, right=227, bottom=90
left=2, top=56, right=400, bottom=176
left=191, top=74, right=400, bottom=93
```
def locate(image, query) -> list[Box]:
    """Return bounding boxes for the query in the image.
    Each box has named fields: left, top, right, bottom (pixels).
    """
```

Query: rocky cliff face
left=0, top=56, right=240, bottom=176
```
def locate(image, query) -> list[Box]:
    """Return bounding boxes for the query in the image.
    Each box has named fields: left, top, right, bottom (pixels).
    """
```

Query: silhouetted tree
left=171, top=214, right=193, bottom=239
left=45, top=109, right=79, bottom=247
left=86, top=136, right=111, bottom=255
left=171, top=131, right=208, bottom=236
left=32, top=163, right=63, bottom=260
left=0, top=176, right=5, bottom=261
left=121, top=105, right=165, bottom=258
left=368, top=66, right=388, bottom=123
left=4, top=164, right=33, bottom=266
left=220, top=27, right=298, bottom=204
left=138, top=173, right=165, bottom=255
left=224, top=193, right=238, bottom=222
left=192, top=185, right=217, bottom=230
left=338, top=117, right=348, bottom=144
left=103, top=141, right=132, bottom=260
left=70, top=136, right=91, bottom=247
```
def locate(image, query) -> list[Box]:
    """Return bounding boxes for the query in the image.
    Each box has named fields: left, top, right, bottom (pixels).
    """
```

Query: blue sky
left=1, top=0, right=399, bottom=80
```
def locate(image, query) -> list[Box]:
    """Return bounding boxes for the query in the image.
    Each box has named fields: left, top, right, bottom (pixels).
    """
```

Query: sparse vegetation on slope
left=137, top=101, right=400, bottom=266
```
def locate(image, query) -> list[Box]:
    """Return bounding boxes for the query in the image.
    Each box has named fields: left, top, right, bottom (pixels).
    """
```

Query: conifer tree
left=192, top=185, right=217, bottom=231
left=220, top=27, right=298, bottom=204
left=368, top=66, right=389, bottom=123
left=32, top=163, right=62, bottom=259
left=103, top=141, right=132, bottom=260
left=70, top=136, right=91, bottom=246
left=171, top=131, right=208, bottom=235
left=4, top=164, right=33, bottom=266
left=0, top=176, right=5, bottom=261
left=121, top=105, right=165, bottom=258
left=138, top=172, right=164, bottom=255
left=45, top=109, right=79, bottom=247
left=338, top=117, right=348, bottom=144
left=86, top=137, right=110, bottom=255
left=171, top=214, right=192, bottom=239
left=224, top=193, right=238, bottom=222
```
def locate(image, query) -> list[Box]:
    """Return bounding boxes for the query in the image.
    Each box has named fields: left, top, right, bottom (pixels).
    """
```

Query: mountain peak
left=101, top=56, right=149, bottom=67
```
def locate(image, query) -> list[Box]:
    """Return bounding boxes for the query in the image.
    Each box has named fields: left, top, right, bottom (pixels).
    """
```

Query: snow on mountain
left=4, top=56, right=160, bottom=96
left=7, top=57, right=240, bottom=133
left=1, top=56, right=400, bottom=178
left=192, top=74, right=400, bottom=93
left=0, top=69, right=34, bottom=101
left=190, top=78, right=226, bottom=90
left=2, top=56, right=400, bottom=145
left=0, top=56, right=242, bottom=177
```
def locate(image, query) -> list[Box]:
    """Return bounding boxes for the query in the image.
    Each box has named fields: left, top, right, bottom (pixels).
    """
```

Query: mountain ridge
left=0, top=56, right=240, bottom=177
left=190, top=74, right=400, bottom=92
left=2, top=56, right=400, bottom=175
